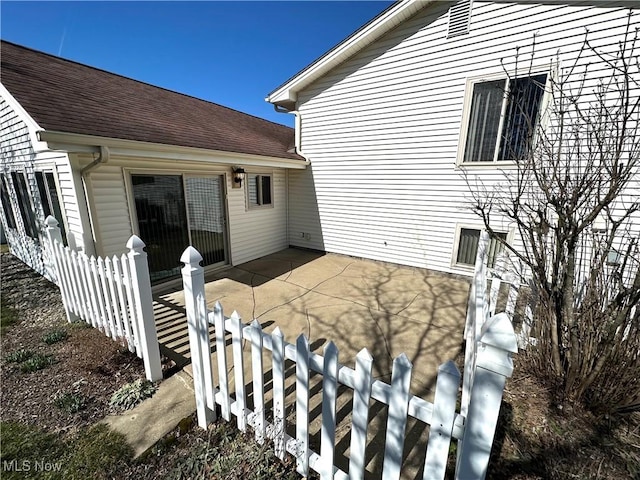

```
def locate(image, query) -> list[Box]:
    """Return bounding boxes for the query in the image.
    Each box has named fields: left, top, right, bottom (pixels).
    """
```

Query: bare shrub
left=466, top=14, right=640, bottom=414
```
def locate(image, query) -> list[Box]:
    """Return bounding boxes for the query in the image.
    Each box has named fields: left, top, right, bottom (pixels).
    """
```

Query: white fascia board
left=0, top=82, right=50, bottom=152
left=266, top=0, right=436, bottom=105
left=37, top=130, right=309, bottom=169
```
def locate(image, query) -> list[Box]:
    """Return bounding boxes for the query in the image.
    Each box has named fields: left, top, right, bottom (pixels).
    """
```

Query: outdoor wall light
left=232, top=167, right=245, bottom=188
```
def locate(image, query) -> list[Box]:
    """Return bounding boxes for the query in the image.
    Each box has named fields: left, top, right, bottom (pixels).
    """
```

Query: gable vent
left=448, top=0, right=472, bottom=38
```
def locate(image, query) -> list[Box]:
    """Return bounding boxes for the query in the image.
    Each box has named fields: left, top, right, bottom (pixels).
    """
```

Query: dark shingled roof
left=1, top=41, right=302, bottom=161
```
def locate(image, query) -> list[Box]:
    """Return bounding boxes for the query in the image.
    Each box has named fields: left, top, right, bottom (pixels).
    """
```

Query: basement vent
left=448, top=0, right=472, bottom=38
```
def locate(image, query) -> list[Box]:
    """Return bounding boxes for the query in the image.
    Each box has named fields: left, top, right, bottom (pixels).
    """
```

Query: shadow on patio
left=153, top=247, right=471, bottom=478
left=154, top=247, right=470, bottom=395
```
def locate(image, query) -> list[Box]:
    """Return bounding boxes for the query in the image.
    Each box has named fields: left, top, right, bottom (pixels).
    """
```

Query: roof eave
left=266, top=0, right=437, bottom=106
left=0, top=82, right=50, bottom=152
left=37, top=130, right=309, bottom=169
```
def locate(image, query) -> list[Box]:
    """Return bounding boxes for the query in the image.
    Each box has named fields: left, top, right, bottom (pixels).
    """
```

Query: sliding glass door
left=131, top=174, right=227, bottom=283
left=185, top=177, right=226, bottom=267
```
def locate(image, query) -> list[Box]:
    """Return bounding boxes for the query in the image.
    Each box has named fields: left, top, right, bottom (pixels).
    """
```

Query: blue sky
left=1, top=1, right=394, bottom=126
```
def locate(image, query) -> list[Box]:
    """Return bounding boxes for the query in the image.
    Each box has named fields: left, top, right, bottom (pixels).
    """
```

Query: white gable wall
left=0, top=94, right=91, bottom=278
left=291, top=2, right=639, bottom=275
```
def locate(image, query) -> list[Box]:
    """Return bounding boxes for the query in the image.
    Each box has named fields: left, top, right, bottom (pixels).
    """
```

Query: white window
left=11, top=171, right=38, bottom=239
left=35, top=171, right=67, bottom=244
left=453, top=226, right=508, bottom=269
left=247, top=174, right=273, bottom=209
left=459, top=73, right=548, bottom=163
left=0, top=174, right=17, bottom=230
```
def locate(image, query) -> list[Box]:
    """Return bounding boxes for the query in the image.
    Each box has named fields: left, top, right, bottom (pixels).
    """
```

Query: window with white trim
left=247, top=174, right=273, bottom=209
left=453, top=227, right=507, bottom=269
left=11, top=172, right=38, bottom=238
left=0, top=174, right=17, bottom=229
left=460, top=73, right=548, bottom=163
left=35, top=171, right=67, bottom=245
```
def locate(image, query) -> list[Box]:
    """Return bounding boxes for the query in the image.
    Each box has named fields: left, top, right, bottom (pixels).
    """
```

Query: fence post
left=461, top=229, right=490, bottom=418
left=181, top=246, right=215, bottom=428
left=45, top=216, right=78, bottom=323
left=456, top=312, right=518, bottom=480
left=126, top=235, right=162, bottom=382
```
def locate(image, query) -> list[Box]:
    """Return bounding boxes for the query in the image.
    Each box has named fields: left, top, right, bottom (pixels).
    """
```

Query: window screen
left=35, top=172, right=67, bottom=244
left=463, top=74, right=547, bottom=162
left=456, top=228, right=507, bottom=268
left=11, top=172, right=38, bottom=238
left=247, top=174, right=273, bottom=208
left=0, top=174, right=17, bottom=229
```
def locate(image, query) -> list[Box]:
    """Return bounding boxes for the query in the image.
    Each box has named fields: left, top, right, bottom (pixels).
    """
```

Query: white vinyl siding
left=0, top=95, right=82, bottom=276
left=85, top=164, right=133, bottom=257
left=0, top=97, right=37, bottom=258
left=448, top=0, right=472, bottom=38
left=288, top=167, right=324, bottom=249
left=86, top=161, right=288, bottom=268
left=229, top=168, right=287, bottom=265
left=292, top=2, right=638, bottom=275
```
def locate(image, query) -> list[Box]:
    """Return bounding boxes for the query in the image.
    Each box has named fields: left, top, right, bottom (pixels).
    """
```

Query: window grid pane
left=1, top=175, right=17, bottom=229
left=247, top=174, right=272, bottom=208
left=457, top=228, right=480, bottom=265
left=185, top=176, right=226, bottom=267
left=132, top=174, right=189, bottom=283
left=35, top=172, right=52, bottom=218
left=11, top=172, right=38, bottom=238
left=463, top=79, right=505, bottom=162
left=456, top=228, right=508, bottom=268
left=498, top=74, right=547, bottom=161
left=44, top=173, right=66, bottom=244
left=248, top=175, right=259, bottom=207
left=261, top=175, right=272, bottom=205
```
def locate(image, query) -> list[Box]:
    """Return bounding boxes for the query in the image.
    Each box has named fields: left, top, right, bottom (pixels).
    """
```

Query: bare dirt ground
left=0, top=252, right=145, bottom=433
left=1, top=251, right=638, bottom=479
left=0, top=252, right=297, bottom=479
left=488, top=360, right=640, bottom=479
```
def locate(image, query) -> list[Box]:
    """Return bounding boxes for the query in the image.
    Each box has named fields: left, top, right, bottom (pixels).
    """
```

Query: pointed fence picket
left=45, top=216, right=162, bottom=381
left=182, top=245, right=517, bottom=480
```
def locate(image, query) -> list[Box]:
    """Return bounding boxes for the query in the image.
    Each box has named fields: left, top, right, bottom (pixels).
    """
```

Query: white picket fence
left=182, top=246, right=518, bottom=480
left=45, top=216, right=162, bottom=381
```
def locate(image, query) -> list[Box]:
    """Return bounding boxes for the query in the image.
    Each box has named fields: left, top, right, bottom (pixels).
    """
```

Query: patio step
left=102, top=370, right=196, bottom=458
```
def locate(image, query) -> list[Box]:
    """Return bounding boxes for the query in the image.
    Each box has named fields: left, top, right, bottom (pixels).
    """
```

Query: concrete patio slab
left=155, top=248, right=471, bottom=399
left=142, top=248, right=472, bottom=480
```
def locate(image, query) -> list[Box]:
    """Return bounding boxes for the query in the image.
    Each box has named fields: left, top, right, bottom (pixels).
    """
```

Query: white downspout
left=81, top=145, right=110, bottom=175
left=79, top=145, right=110, bottom=256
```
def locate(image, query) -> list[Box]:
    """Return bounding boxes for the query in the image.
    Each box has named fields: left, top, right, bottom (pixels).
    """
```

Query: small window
left=461, top=74, right=548, bottom=163
left=247, top=174, right=273, bottom=209
left=11, top=172, right=38, bottom=238
left=35, top=171, right=67, bottom=244
left=1, top=174, right=17, bottom=229
left=454, top=227, right=507, bottom=269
